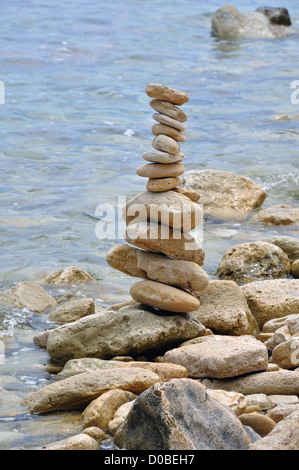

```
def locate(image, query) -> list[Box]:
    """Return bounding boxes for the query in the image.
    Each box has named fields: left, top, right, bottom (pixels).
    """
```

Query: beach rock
left=38, top=433, right=100, bottom=451
left=1, top=281, right=57, bottom=313
left=48, top=297, right=95, bottom=324
left=46, top=301, right=205, bottom=362
left=125, top=221, right=205, bottom=266
left=262, top=313, right=299, bottom=334
left=106, top=244, right=209, bottom=293
left=123, top=189, right=202, bottom=231
left=202, top=370, right=299, bottom=395
left=21, top=367, right=160, bottom=413
left=146, top=177, right=182, bottom=192
left=211, top=4, right=293, bottom=41
left=43, top=266, right=93, bottom=284
left=265, top=324, right=292, bottom=349
left=136, top=162, right=184, bottom=178
left=163, top=335, right=268, bottom=379
left=249, top=409, right=299, bottom=450
left=152, top=113, right=186, bottom=131
left=266, top=404, right=299, bottom=423
left=269, top=395, right=299, bottom=406
left=191, top=280, right=258, bottom=336
left=262, top=235, right=299, bottom=264
left=240, top=279, right=299, bottom=328
left=172, top=187, right=200, bottom=202
left=252, top=205, right=299, bottom=226
left=152, top=123, right=186, bottom=142
left=108, top=401, right=135, bottom=435
left=82, top=389, right=137, bottom=430
left=152, top=135, right=181, bottom=155
left=217, top=242, right=290, bottom=283
left=272, top=338, right=299, bottom=369
left=245, top=394, right=275, bottom=411
left=149, top=99, right=187, bottom=122
left=114, top=379, right=258, bottom=450
left=130, top=279, right=200, bottom=313
left=207, top=389, right=248, bottom=416
left=291, top=259, right=299, bottom=278
left=33, top=329, right=54, bottom=348
left=182, top=169, right=266, bottom=221
left=145, top=83, right=189, bottom=106
left=256, top=6, right=291, bottom=26
left=239, top=413, right=276, bottom=437
left=142, top=149, right=183, bottom=164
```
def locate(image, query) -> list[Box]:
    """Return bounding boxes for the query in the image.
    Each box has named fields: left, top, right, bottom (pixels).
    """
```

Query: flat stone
left=172, top=187, right=200, bottom=202
left=152, top=113, right=186, bottom=131
left=152, top=135, right=181, bottom=155
left=130, top=280, right=200, bottom=313
left=146, top=177, right=181, bottom=192
left=252, top=205, right=299, bottom=226
left=152, top=123, right=186, bottom=142
left=239, top=413, right=276, bottom=437
left=22, top=368, right=161, bottom=413
left=106, top=244, right=209, bottom=292
left=183, top=169, right=267, bottom=221
left=191, top=280, right=259, bottom=336
left=217, top=242, right=290, bottom=283
left=145, top=83, right=189, bottom=106
left=43, top=266, right=93, bottom=284
left=142, top=149, right=184, bottom=164
left=136, top=162, right=184, bottom=178
left=1, top=281, right=57, bottom=313
left=149, top=99, right=187, bottom=122
left=268, top=394, right=299, bottom=406
left=125, top=221, right=205, bottom=266
left=123, top=189, right=202, bottom=231
left=240, top=279, right=299, bottom=328
left=163, top=335, right=268, bottom=378
left=48, top=297, right=95, bottom=324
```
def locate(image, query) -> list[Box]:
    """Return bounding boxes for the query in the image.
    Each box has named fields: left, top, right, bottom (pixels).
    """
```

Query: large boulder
left=211, top=5, right=293, bottom=41
left=46, top=301, right=206, bottom=362
left=114, top=379, right=258, bottom=450
left=217, top=242, right=290, bottom=283
left=182, top=169, right=266, bottom=221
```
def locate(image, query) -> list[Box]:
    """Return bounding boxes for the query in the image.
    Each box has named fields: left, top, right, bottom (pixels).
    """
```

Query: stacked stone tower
left=106, top=83, right=209, bottom=313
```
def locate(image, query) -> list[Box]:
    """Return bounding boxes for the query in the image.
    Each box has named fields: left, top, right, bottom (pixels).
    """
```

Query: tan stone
left=266, top=404, right=299, bottom=423
left=240, top=279, right=299, bottom=327
left=1, top=281, right=57, bottom=313
left=207, top=389, right=248, bottom=416
left=239, top=413, right=276, bottom=437
left=142, top=149, right=184, bottom=164
left=123, top=189, right=202, bottom=231
left=149, top=99, right=187, bottom=122
left=108, top=400, right=135, bottom=435
left=136, top=162, right=184, bottom=178
left=111, top=361, right=188, bottom=382
left=106, top=244, right=209, bottom=292
left=152, top=113, right=186, bottom=131
left=152, top=134, right=180, bottom=155
left=291, top=259, right=299, bottom=278
left=245, top=394, right=275, bottom=411
left=152, top=123, right=186, bottom=142
left=22, top=368, right=160, bottom=413
left=146, top=177, right=181, bottom=192
left=262, top=235, right=299, bottom=264
left=81, top=389, right=137, bottom=430
left=272, top=337, right=299, bottom=369
left=145, top=83, right=189, bottom=106
left=172, top=187, right=200, bottom=202
left=130, top=280, right=200, bottom=313
left=43, top=266, right=93, bottom=284
left=183, top=169, right=267, bottom=220
left=191, top=280, right=259, bottom=336
left=125, top=221, right=205, bottom=266
left=38, top=433, right=99, bottom=451
left=48, top=297, right=95, bottom=324
left=252, top=205, right=299, bottom=226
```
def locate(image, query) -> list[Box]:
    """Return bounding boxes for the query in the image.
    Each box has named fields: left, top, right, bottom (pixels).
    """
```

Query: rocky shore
left=1, top=83, right=299, bottom=451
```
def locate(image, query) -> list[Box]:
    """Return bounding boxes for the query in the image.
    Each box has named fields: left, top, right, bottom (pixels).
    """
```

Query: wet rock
left=252, top=205, right=299, bottom=226
left=46, top=302, right=205, bottom=362
left=207, top=389, right=248, bottom=416
left=256, top=6, right=291, bottom=26
left=191, top=280, right=258, bottom=336
left=163, top=335, right=268, bottom=379
left=202, top=370, right=299, bottom=395
left=21, top=367, right=160, bottom=413
left=0, top=281, right=57, bottom=313
left=114, top=379, right=258, bottom=450
left=182, top=169, right=266, bottom=221
left=240, top=279, right=299, bottom=328
left=262, top=235, right=299, bottom=264
left=43, top=266, right=93, bottom=284
left=249, top=409, right=299, bottom=450
left=239, top=413, right=276, bottom=437
left=217, top=242, right=290, bottom=283
left=48, top=297, right=95, bottom=324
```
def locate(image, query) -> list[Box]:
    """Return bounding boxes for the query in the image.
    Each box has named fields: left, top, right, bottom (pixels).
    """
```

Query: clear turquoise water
left=0, top=0, right=299, bottom=449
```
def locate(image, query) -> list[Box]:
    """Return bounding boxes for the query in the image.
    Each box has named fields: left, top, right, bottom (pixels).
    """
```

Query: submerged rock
left=114, top=379, right=258, bottom=450
left=251, top=205, right=299, bottom=226
left=0, top=281, right=57, bottom=313
left=43, top=266, right=93, bottom=285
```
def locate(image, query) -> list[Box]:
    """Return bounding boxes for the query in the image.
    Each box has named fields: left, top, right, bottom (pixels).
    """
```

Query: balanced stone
left=130, top=280, right=200, bottom=313
left=142, top=149, right=184, bottom=164
left=150, top=99, right=187, bottom=122
left=145, top=83, right=189, bottom=106
left=146, top=177, right=181, bottom=192
left=152, top=135, right=181, bottom=155
left=173, top=187, right=200, bottom=202
left=152, top=113, right=186, bottom=131
left=136, top=162, right=184, bottom=179
left=152, top=123, right=186, bottom=142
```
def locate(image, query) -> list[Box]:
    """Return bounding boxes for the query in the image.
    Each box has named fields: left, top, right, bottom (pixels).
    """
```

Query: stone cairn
left=106, top=83, right=209, bottom=314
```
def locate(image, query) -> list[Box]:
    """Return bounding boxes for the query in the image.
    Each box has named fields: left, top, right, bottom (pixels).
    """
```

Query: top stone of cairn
left=145, top=83, right=189, bottom=106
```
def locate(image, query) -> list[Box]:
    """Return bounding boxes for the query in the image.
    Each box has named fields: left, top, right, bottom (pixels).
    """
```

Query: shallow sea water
left=0, top=0, right=299, bottom=450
